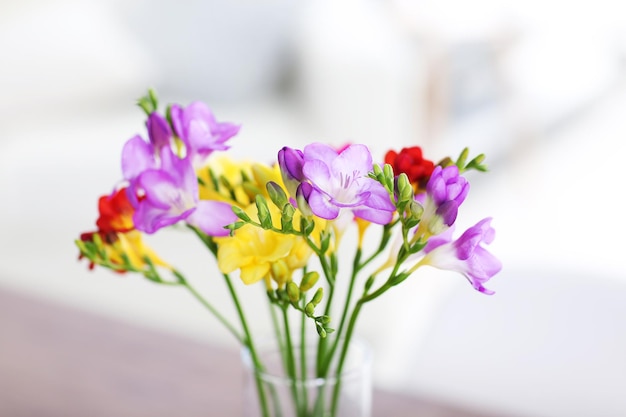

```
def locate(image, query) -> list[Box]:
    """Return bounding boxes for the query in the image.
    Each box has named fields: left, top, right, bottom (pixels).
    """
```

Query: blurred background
left=1, top=0, right=626, bottom=416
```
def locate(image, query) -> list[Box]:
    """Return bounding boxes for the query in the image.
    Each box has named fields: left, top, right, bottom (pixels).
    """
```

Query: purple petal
left=187, top=119, right=214, bottom=153
left=278, top=147, right=305, bottom=198
left=146, top=112, right=172, bottom=150
left=159, top=148, right=198, bottom=200
left=352, top=206, right=393, bottom=224
left=308, top=189, right=340, bottom=219
left=436, top=200, right=459, bottom=226
left=170, top=101, right=238, bottom=167
left=186, top=200, right=238, bottom=236
left=212, top=122, right=241, bottom=144
left=169, top=104, right=184, bottom=138
left=332, top=144, right=372, bottom=178
left=137, top=170, right=184, bottom=210
left=121, top=135, right=157, bottom=180
left=362, top=182, right=395, bottom=211
left=303, top=142, right=338, bottom=165
left=278, top=147, right=305, bottom=181
left=426, top=166, right=446, bottom=205
left=454, top=217, right=495, bottom=260
left=465, top=245, right=502, bottom=281
left=133, top=199, right=194, bottom=234
left=454, top=181, right=470, bottom=206
left=303, top=159, right=332, bottom=192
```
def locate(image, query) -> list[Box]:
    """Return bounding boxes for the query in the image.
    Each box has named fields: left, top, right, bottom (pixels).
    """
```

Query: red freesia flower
left=96, top=188, right=135, bottom=233
left=78, top=185, right=169, bottom=273
left=384, top=146, right=434, bottom=190
left=78, top=187, right=136, bottom=272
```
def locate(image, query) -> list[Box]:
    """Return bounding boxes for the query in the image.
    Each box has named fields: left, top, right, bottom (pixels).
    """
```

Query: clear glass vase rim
left=240, top=337, right=372, bottom=388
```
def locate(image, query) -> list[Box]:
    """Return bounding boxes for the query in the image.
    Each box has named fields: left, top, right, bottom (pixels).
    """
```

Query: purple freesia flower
left=426, top=165, right=469, bottom=227
left=297, top=143, right=395, bottom=224
left=170, top=102, right=240, bottom=168
left=131, top=147, right=197, bottom=233
left=420, top=217, right=501, bottom=294
left=126, top=145, right=236, bottom=236
left=278, top=147, right=305, bottom=198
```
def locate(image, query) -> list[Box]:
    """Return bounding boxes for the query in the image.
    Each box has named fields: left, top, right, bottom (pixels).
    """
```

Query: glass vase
left=241, top=339, right=372, bottom=417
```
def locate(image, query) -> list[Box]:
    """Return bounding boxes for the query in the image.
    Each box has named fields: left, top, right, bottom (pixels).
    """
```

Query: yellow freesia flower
left=78, top=230, right=170, bottom=272
left=215, top=202, right=320, bottom=287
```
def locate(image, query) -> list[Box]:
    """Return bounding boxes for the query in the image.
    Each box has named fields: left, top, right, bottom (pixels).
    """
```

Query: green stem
left=327, top=247, right=409, bottom=415
left=176, top=274, right=243, bottom=344
left=222, top=273, right=271, bottom=417
left=269, top=302, right=286, bottom=363
left=187, top=227, right=271, bottom=417
left=316, top=252, right=336, bottom=378
left=281, top=307, right=303, bottom=416
left=300, top=299, right=309, bottom=414
left=329, top=299, right=364, bottom=416
left=319, top=248, right=362, bottom=376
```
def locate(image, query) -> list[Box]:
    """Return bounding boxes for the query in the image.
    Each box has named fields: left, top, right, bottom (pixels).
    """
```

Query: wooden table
left=0, top=287, right=504, bottom=417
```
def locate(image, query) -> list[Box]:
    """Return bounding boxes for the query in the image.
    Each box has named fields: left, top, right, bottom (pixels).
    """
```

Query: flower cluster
left=76, top=90, right=501, bottom=417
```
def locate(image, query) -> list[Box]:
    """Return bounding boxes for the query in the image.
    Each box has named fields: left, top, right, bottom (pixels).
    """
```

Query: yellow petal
left=240, top=263, right=270, bottom=285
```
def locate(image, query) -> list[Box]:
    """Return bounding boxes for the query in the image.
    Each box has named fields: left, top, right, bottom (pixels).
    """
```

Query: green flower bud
left=408, top=200, right=424, bottom=220
left=300, top=271, right=319, bottom=292
left=305, top=302, right=315, bottom=317
left=231, top=206, right=251, bottom=222
left=466, top=154, right=487, bottom=171
left=397, top=173, right=413, bottom=203
left=226, top=221, right=245, bottom=235
left=437, top=157, right=454, bottom=168
left=311, top=287, right=324, bottom=306
left=266, top=181, right=289, bottom=209
left=281, top=203, right=295, bottom=232
left=255, top=195, right=273, bottom=229
left=316, top=323, right=327, bottom=338
left=296, top=191, right=314, bottom=217
left=300, top=217, right=315, bottom=236
left=271, top=261, right=290, bottom=287
left=372, top=163, right=383, bottom=177
left=383, top=163, right=394, bottom=181
left=286, top=281, right=300, bottom=303
left=456, top=147, right=469, bottom=168
left=383, top=163, right=395, bottom=192
left=137, top=89, right=158, bottom=115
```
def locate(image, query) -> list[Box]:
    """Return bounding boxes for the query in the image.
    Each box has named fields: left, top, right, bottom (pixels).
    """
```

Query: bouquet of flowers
left=76, top=90, right=501, bottom=417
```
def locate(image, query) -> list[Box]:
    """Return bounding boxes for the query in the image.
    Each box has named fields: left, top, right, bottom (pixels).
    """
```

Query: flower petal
left=132, top=199, right=193, bottom=234
left=308, top=188, right=340, bottom=219
left=146, top=112, right=172, bottom=150
left=121, top=135, right=157, bottom=180
left=302, top=159, right=332, bottom=192
left=137, top=170, right=182, bottom=210
left=333, top=144, right=372, bottom=178
left=186, top=200, right=237, bottom=237
left=303, top=142, right=338, bottom=165
left=352, top=205, right=393, bottom=224
left=240, top=263, right=270, bottom=285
